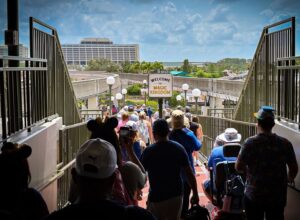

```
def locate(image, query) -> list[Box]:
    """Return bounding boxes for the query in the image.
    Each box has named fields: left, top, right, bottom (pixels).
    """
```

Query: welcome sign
left=148, top=74, right=173, bottom=98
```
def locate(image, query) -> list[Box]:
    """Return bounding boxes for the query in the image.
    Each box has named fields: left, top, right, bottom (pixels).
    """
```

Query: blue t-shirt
left=208, top=146, right=237, bottom=175
left=140, top=140, right=190, bottom=202
left=121, top=141, right=142, bottom=161
left=169, top=128, right=202, bottom=174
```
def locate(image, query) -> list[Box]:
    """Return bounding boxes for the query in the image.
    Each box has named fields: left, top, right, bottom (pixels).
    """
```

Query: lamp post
left=176, top=94, right=182, bottom=104
left=116, top=93, right=123, bottom=110
left=182, top=83, right=189, bottom=106
left=143, top=79, right=148, bottom=105
left=106, top=76, right=115, bottom=115
left=121, top=88, right=127, bottom=107
left=192, top=88, right=201, bottom=115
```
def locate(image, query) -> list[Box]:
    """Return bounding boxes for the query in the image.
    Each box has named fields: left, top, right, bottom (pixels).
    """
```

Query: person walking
left=236, top=106, right=298, bottom=220
left=141, top=119, right=199, bottom=220
left=169, top=110, right=202, bottom=219
left=45, top=138, right=155, bottom=220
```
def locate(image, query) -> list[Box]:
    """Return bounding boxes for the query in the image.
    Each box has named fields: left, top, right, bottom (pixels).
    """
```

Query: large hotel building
left=62, top=38, right=139, bottom=66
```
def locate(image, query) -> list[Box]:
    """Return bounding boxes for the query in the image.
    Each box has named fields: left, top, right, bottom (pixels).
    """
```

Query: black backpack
left=186, top=204, right=211, bottom=220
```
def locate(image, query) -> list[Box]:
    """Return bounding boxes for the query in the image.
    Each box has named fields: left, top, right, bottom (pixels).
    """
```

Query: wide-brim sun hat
left=216, top=128, right=241, bottom=143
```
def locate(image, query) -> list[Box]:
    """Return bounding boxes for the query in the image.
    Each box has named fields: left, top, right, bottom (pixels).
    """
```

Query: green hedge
left=127, top=84, right=143, bottom=95
left=125, top=99, right=158, bottom=111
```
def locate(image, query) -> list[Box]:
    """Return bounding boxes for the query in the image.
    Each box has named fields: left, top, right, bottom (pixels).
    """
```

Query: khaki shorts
left=147, top=196, right=183, bottom=220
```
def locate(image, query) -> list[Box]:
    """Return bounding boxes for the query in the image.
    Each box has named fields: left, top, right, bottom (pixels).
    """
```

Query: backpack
left=185, top=204, right=211, bottom=220
left=222, top=173, right=244, bottom=214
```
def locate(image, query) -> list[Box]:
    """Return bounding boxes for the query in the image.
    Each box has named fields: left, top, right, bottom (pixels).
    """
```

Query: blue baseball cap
left=254, top=106, right=275, bottom=120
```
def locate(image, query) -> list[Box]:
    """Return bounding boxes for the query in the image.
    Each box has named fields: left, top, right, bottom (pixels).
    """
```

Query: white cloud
left=260, top=9, right=274, bottom=17
left=186, top=13, right=202, bottom=23
left=161, top=2, right=177, bottom=14
left=270, top=13, right=291, bottom=23
left=207, top=4, right=229, bottom=22
left=166, top=35, right=182, bottom=44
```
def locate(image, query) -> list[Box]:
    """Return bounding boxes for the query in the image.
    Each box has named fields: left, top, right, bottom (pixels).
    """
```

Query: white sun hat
left=216, top=128, right=241, bottom=143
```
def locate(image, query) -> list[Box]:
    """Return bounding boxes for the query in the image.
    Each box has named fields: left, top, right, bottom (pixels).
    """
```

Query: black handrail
left=30, top=17, right=81, bottom=125
left=233, top=17, right=296, bottom=123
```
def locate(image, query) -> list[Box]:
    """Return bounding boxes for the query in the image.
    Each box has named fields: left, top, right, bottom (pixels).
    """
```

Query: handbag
left=185, top=204, right=211, bottom=220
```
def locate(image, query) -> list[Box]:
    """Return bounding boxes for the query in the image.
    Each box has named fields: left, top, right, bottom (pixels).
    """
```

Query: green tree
left=168, top=91, right=185, bottom=107
left=151, top=61, right=164, bottom=72
left=85, top=59, right=119, bottom=72
left=129, top=61, right=141, bottom=73
left=182, top=59, right=191, bottom=73
left=206, top=63, right=216, bottom=73
left=127, top=83, right=142, bottom=95
left=121, top=61, right=131, bottom=73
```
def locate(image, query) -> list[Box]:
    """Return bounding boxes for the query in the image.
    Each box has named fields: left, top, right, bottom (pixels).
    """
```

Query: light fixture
left=192, top=88, right=201, bottom=115
left=176, top=95, right=182, bottom=101
left=121, top=88, right=127, bottom=95
left=106, top=76, right=115, bottom=85
left=192, top=88, right=201, bottom=97
left=116, top=93, right=123, bottom=100
left=182, top=83, right=189, bottom=91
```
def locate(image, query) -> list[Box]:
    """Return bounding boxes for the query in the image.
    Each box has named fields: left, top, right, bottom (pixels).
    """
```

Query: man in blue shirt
left=141, top=119, right=199, bottom=220
left=202, top=128, right=241, bottom=201
left=169, top=110, right=202, bottom=218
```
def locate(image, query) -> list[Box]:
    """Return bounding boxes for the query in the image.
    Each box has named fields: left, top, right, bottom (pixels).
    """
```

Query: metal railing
left=276, top=56, right=300, bottom=125
left=57, top=121, right=90, bottom=209
left=234, top=17, right=296, bottom=123
left=30, top=17, right=81, bottom=126
left=197, top=115, right=257, bottom=159
left=80, top=109, right=103, bottom=121
left=207, top=108, right=235, bottom=119
left=0, top=56, right=49, bottom=141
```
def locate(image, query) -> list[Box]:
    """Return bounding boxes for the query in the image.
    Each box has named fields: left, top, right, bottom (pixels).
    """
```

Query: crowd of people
left=0, top=104, right=298, bottom=220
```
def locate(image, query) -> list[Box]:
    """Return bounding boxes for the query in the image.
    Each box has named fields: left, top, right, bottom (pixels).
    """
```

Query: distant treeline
left=68, top=58, right=251, bottom=78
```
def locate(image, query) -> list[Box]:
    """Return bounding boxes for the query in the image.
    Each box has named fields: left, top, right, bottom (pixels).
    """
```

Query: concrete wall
left=119, top=73, right=244, bottom=97
left=11, top=117, right=63, bottom=213
left=72, top=74, right=121, bottom=99
left=71, top=73, right=243, bottom=101
left=273, top=122, right=300, bottom=220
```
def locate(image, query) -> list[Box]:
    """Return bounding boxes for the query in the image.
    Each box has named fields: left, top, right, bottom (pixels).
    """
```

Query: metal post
left=6, top=0, right=19, bottom=58
left=184, top=90, right=187, bottom=106
left=6, top=0, right=22, bottom=133
left=0, top=59, right=7, bottom=140
left=158, top=98, right=163, bottom=118
left=123, top=94, right=126, bottom=107
left=265, top=28, right=269, bottom=105
left=195, top=97, right=198, bottom=115
left=109, top=85, right=112, bottom=116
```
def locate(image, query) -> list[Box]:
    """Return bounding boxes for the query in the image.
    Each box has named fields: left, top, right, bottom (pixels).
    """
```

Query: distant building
left=62, top=38, right=139, bottom=66
left=0, top=44, right=29, bottom=57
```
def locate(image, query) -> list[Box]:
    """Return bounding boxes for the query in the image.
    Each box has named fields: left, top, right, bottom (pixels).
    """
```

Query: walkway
left=139, top=164, right=210, bottom=209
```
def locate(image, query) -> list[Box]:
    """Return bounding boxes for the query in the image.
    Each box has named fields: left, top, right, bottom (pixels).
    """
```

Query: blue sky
left=0, top=0, right=300, bottom=62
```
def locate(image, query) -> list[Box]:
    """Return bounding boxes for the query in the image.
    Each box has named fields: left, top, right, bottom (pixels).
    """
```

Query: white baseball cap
left=75, top=138, right=117, bottom=179
left=125, top=120, right=138, bottom=132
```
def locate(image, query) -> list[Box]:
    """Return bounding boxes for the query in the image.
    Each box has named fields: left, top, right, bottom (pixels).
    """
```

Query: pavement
left=138, top=164, right=211, bottom=209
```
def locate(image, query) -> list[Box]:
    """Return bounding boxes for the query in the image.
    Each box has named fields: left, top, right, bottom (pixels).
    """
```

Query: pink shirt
left=116, top=119, right=128, bottom=133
